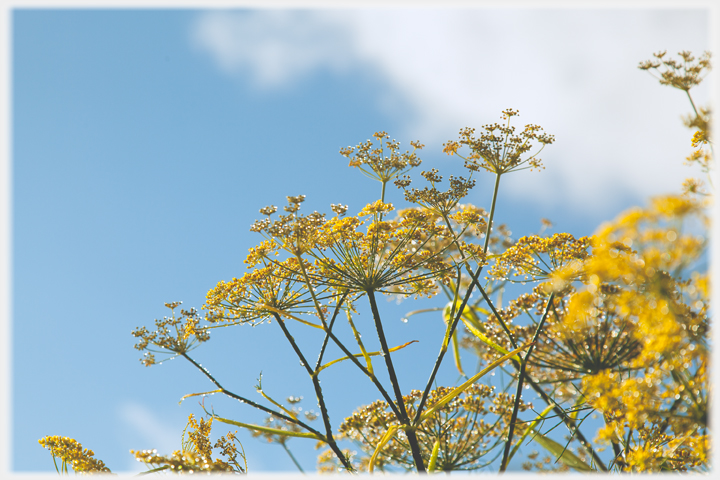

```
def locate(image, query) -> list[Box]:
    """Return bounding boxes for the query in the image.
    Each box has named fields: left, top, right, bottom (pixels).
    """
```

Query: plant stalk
left=367, top=289, right=427, bottom=473
left=499, top=293, right=554, bottom=472
left=272, top=313, right=353, bottom=472
left=179, top=352, right=321, bottom=436
left=412, top=173, right=504, bottom=425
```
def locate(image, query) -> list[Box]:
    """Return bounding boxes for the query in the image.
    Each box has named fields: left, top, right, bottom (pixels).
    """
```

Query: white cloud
left=117, top=401, right=180, bottom=472
left=191, top=8, right=711, bottom=215
left=192, top=11, right=354, bottom=88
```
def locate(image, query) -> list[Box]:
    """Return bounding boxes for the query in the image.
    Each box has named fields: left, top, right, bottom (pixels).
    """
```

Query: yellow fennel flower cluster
left=38, top=436, right=111, bottom=474
left=131, top=414, right=246, bottom=474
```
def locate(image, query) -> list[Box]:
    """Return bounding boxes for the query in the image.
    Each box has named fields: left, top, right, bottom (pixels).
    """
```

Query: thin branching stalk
left=367, top=289, right=427, bottom=472
left=294, top=253, right=328, bottom=328
left=474, top=281, right=518, bottom=349
left=271, top=313, right=347, bottom=467
left=315, top=293, right=348, bottom=369
left=412, top=172, right=505, bottom=425
left=500, top=293, right=554, bottom=472
left=179, top=352, right=322, bottom=437
left=308, top=307, right=403, bottom=418
left=281, top=441, right=306, bottom=474
left=483, top=173, right=502, bottom=253
left=412, top=274, right=466, bottom=425
left=523, top=375, right=608, bottom=471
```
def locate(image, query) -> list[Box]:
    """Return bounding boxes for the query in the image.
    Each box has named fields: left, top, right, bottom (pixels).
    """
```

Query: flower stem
left=524, top=374, right=607, bottom=471
left=412, top=174, right=505, bottom=423
left=320, top=315, right=404, bottom=419
left=686, top=89, right=699, bottom=118
left=315, top=294, right=348, bottom=369
left=281, top=441, right=306, bottom=474
left=500, top=293, right=554, bottom=472
left=367, top=289, right=427, bottom=473
left=272, top=314, right=340, bottom=452
left=484, top=173, right=502, bottom=254
left=179, top=352, right=321, bottom=436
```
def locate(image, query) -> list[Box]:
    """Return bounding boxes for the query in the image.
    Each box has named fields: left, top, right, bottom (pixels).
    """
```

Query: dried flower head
left=445, top=110, right=554, bottom=175
left=340, top=132, right=423, bottom=185
left=132, top=302, right=210, bottom=366
left=397, top=168, right=477, bottom=216
left=638, top=51, right=712, bottom=92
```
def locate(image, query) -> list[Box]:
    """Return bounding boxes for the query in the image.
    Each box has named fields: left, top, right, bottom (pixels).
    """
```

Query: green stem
left=271, top=313, right=353, bottom=472
left=281, top=441, right=306, bottom=474
left=499, top=293, right=554, bottom=472
left=515, top=302, right=608, bottom=471
left=475, top=281, right=518, bottom=349
left=524, top=375, right=607, bottom=472
left=413, top=173, right=504, bottom=424
left=315, top=294, right=348, bottom=369
left=179, top=352, right=323, bottom=438
left=295, top=253, right=328, bottom=328
left=483, top=173, right=502, bottom=254
left=685, top=89, right=699, bottom=118
left=367, top=289, right=427, bottom=473
left=611, top=440, right=626, bottom=471
left=321, top=315, right=404, bottom=419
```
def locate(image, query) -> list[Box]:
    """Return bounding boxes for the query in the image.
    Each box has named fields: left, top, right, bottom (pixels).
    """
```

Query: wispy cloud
left=191, top=9, right=710, bottom=214
left=118, top=401, right=180, bottom=472
left=192, top=10, right=355, bottom=88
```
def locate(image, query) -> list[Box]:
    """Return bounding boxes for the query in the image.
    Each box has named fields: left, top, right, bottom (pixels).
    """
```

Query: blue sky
left=7, top=5, right=713, bottom=474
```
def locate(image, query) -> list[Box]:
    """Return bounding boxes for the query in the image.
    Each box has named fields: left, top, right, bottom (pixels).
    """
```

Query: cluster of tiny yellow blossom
left=38, top=436, right=112, bottom=474
left=460, top=190, right=709, bottom=472
left=201, top=192, right=488, bottom=330
left=317, top=385, right=531, bottom=473
left=110, top=50, right=712, bottom=475
left=204, top=256, right=320, bottom=326
left=451, top=81, right=710, bottom=471
left=575, top=192, right=709, bottom=470
left=489, top=233, right=592, bottom=288
left=131, top=414, right=246, bottom=474
left=623, top=424, right=708, bottom=472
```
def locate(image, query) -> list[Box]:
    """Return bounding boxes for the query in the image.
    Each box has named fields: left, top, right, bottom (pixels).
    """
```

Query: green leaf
left=507, top=403, right=555, bottom=464
left=427, top=438, right=441, bottom=473
left=212, top=415, right=323, bottom=441
left=316, top=340, right=418, bottom=374
left=659, top=427, right=697, bottom=470
left=418, top=343, right=532, bottom=423
left=529, top=429, right=594, bottom=472
left=368, top=425, right=399, bottom=473
left=178, top=389, right=223, bottom=405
